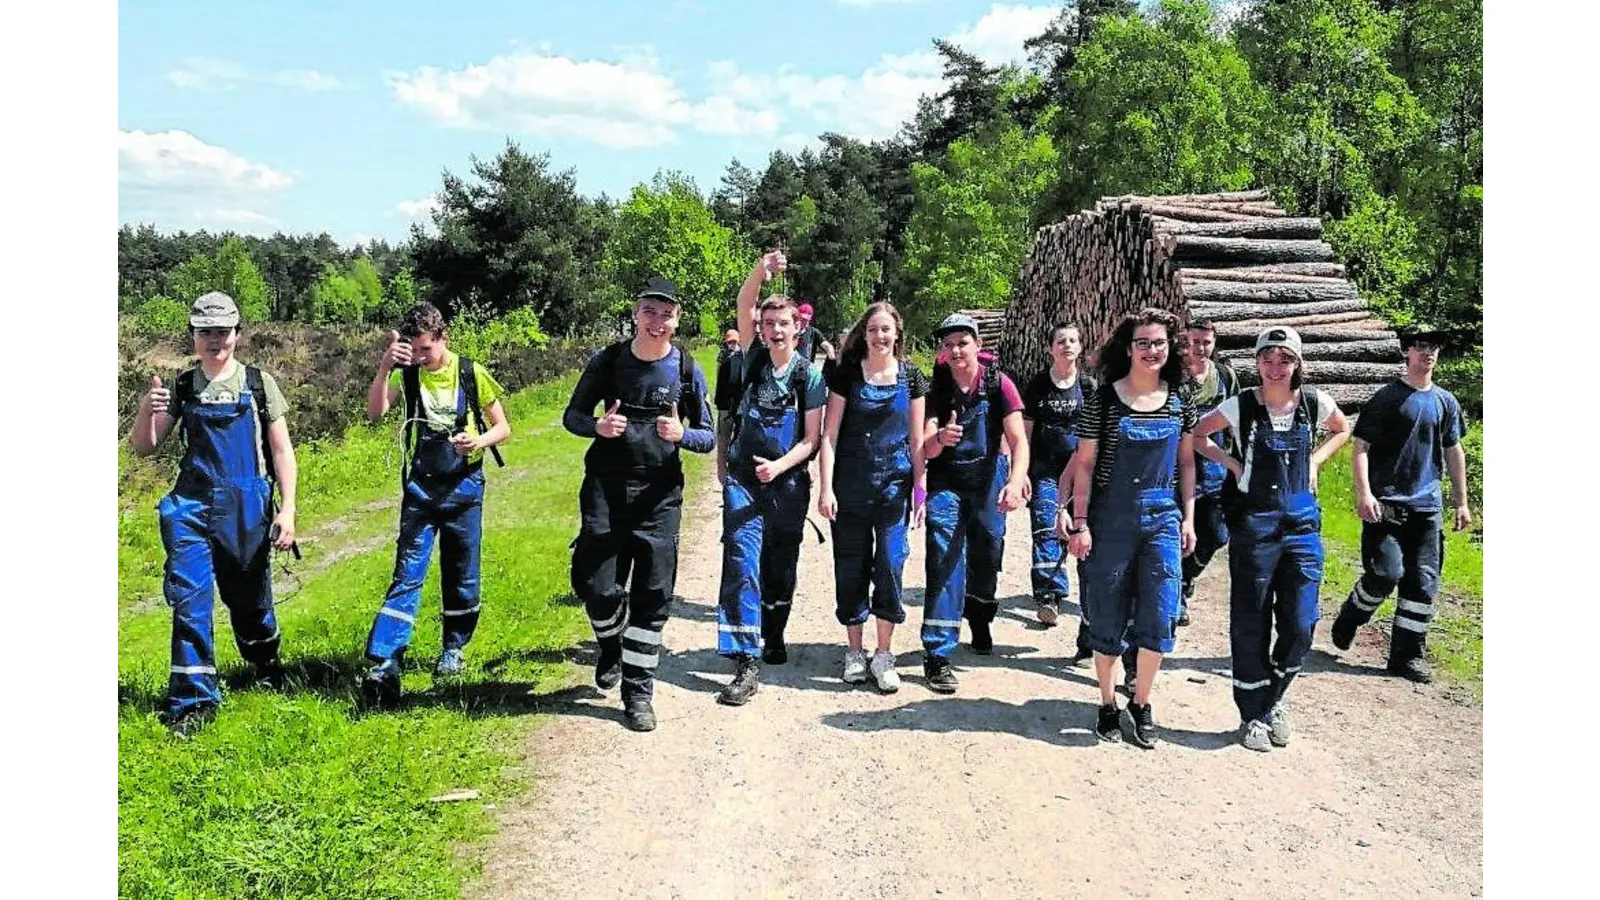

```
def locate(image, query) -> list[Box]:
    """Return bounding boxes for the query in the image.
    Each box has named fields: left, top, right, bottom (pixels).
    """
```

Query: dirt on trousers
left=477, top=466, right=1482, bottom=899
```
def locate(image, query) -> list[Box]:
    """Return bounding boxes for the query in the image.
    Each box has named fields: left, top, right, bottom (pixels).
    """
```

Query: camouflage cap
left=189, top=291, right=241, bottom=328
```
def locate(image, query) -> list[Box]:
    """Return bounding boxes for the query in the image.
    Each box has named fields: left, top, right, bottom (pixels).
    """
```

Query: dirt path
left=479, top=466, right=1482, bottom=898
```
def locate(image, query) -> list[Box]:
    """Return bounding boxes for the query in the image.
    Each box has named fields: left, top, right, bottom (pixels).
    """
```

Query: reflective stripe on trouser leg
left=963, top=469, right=1007, bottom=626
left=367, top=493, right=439, bottom=662
left=1267, top=524, right=1322, bottom=710
left=1341, top=519, right=1402, bottom=625
left=1127, top=497, right=1182, bottom=655
left=1029, top=474, right=1069, bottom=600
left=1228, top=512, right=1285, bottom=724
left=620, top=482, right=683, bottom=702
left=717, top=476, right=764, bottom=657
left=921, top=487, right=967, bottom=658
left=438, top=476, right=485, bottom=652
left=758, top=471, right=809, bottom=646
left=161, top=493, right=223, bottom=718
left=1390, top=511, right=1443, bottom=661
left=573, top=474, right=629, bottom=650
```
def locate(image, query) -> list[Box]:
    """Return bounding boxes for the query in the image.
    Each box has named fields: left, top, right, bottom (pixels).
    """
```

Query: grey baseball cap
left=934, top=312, right=979, bottom=340
left=189, top=291, right=241, bottom=328
left=1254, top=324, right=1303, bottom=359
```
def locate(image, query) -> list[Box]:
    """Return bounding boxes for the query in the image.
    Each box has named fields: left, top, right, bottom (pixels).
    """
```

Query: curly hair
left=1096, top=307, right=1185, bottom=389
left=841, top=302, right=907, bottom=368
left=757, top=294, right=798, bottom=324
left=398, top=302, right=448, bottom=339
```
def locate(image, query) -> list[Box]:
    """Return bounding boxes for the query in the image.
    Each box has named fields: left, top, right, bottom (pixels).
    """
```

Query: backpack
left=928, top=362, right=1008, bottom=452
left=174, top=365, right=300, bottom=558
left=401, top=356, right=506, bottom=469
left=593, top=339, right=702, bottom=425
left=1218, top=386, right=1321, bottom=518
left=728, top=345, right=814, bottom=449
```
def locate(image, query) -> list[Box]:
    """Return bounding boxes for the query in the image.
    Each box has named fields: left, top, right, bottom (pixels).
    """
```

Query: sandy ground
left=477, top=466, right=1482, bottom=899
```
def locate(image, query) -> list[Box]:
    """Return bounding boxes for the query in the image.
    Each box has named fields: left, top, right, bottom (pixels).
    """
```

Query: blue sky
left=116, top=1, right=1096, bottom=246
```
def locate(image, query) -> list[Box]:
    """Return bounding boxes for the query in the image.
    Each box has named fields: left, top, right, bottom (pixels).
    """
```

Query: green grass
left=1315, top=422, right=1484, bottom=695
left=118, top=347, right=717, bottom=900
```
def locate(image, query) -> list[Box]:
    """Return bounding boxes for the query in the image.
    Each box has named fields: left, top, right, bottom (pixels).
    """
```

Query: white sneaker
left=842, top=648, right=870, bottom=684
left=1242, top=719, right=1273, bottom=752
left=1267, top=704, right=1291, bottom=747
left=1036, top=601, right=1060, bottom=626
left=870, top=650, right=901, bottom=693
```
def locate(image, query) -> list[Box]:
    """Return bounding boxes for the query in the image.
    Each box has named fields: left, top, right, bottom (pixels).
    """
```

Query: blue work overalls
left=716, top=360, right=811, bottom=658
left=1182, top=385, right=1234, bottom=617
left=831, top=366, right=913, bottom=627
left=1027, top=378, right=1084, bottom=604
left=922, top=376, right=1009, bottom=658
left=160, top=386, right=282, bottom=719
left=1078, top=409, right=1184, bottom=656
left=366, top=379, right=485, bottom=663
left=1227, top=394, right=1323, bottom=725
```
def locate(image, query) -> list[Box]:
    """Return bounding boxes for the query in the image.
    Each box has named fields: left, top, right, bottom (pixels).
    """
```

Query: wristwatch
left=1065, top=516, right=1088, bottom=535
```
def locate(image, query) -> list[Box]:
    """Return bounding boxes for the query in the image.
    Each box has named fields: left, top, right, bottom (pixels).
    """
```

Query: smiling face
left=1182, top=327, right=1215, bottom=375
left=863, top=311, right=898, bottom=357
left=758, top=302, right=797, bottom=351
left=1257, top=346, right=1299, bottom=387
left=191, top=326, right=240, bottom=367
left=1049, top=326, right=1081, bottom=369
left=633, top=297, right=681, bottom=342
left=1128, top=323, right=1170, bottom=375
left=941, top=330, right=980, bottom=371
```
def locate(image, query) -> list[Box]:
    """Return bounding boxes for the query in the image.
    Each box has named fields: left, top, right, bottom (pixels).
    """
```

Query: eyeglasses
left=1409, top=341, right=1442, bottom=352
left=1132, top=338, right=1169, bottom=351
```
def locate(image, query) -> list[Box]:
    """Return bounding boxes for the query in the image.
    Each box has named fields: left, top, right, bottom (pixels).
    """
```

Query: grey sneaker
left=1242, top=719, right=1273, bottom=752
left=1036, top=601, right=1060, bottom=626
left=435, top=648, right=466, bottom=677
left=1267, top=704, right=1291, bottom=747
left=870, top=650, right=901, bottom=694
left=842, top=648, right=870, bottom=684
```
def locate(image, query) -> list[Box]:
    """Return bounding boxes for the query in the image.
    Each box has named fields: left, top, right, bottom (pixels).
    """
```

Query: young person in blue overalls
left=713, top=251, right=827, bottom=706
left=361, top=302, right=511, bottom=707
left=1192, top=326, right=1351, bottom=751
left=1021, top=322, right=1097, bottom=655
left=919, top=313, right=1029, bottom=694
left=130, top=291, right=300, bottom=737
left=1176, top=318, right=1240, bottom=627
left=1329, top=324, right=1472, bottom=683
left=564, top=276, right=715, bottom=732
left=817, top=302, right=929, bottom=693
left=1062, top=308, right=1197, bottom=748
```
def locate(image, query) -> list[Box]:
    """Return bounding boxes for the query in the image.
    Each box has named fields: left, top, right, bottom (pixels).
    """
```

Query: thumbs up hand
left=752, top=455, right=780, bottom=483
left=597, top=399, right=628, bottom=438
left=655, top=401, right=684, bottom=443
left=147, top=375, right=170, bottom=415
left=383, top=330, right=413, bottom=370
left=937, top=419, right=965, bottom=448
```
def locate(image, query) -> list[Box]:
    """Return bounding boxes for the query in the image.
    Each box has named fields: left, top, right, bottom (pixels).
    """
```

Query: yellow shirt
left=388, top=350, right=504, bottom=464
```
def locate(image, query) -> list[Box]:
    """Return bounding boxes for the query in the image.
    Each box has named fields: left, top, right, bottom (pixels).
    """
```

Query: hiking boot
left=924, top=655, right=959, bottom=694
left=1267, top=704, right=1291, bottom=747
left=1241, top=719, right=1273, bottom=752
left=717, top=656, right=761, bottom=707
left=842, top=648, right=870, bottom=684
left=969, top=619, right=994, bottom=656
left=434, top=648, right=466, bottom=678
left=761, top=641, right=788, bottom=666
left=1067, top=646, right=1094, bottom=669
left=1125, top=702, right=1158, bottom=749
left=362, top=658, right=403, bottom=708
left=1177, top=583, right=1194, bottom=627
left=870, top=650, right=901, bottom=694
left=595, top=643, right=622, bottom=691
left=163, top=704, right=217, bottom=739
left=1388, top=656, right=1433, bottom=684
left=1036, top=600, right=1060, bottom=627
left=762, top=606, right=792, bottom=665
left=1330, top=610, right=1358, bottom=651
left=623, top=697, right=657, bottom=732
left=254, top=657, right=287, bottom=691
left=1096, top=703, right=1122, bottom=742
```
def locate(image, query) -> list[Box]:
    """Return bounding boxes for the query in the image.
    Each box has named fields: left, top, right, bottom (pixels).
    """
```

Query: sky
left=116, top=0, right=1104, bottom=247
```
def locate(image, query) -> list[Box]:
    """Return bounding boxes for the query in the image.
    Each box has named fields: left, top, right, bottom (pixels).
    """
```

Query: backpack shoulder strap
left=1298, top=385, right=1321, bottom=434
left=676, top=344, right=701, bottom=422
left=929, top=363, right=955, bottom=423
left=401, top=362, right=422, bottom=452
left=1234, top=387, right=1261, bottom=460
left=458, top=356, right=504, bottom=468
left=174, top=368, right=199, bottom=419
left=790, top=357, right=812, bottom=414
left=243, top=365, right=275, bottom=480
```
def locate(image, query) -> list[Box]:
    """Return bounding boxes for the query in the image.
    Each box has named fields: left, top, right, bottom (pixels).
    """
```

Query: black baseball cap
left=636, top=276, right=682, bottom=305
left=1398, top=323, right=1449, bottom=349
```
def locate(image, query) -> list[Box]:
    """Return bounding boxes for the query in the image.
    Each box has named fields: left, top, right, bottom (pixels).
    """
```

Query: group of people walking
left=130, top=250, right=1472, bottom=750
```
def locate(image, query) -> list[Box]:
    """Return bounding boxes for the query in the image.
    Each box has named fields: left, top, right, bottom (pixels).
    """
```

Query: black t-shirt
left=825, top=358, right=930, bottom=399
left=795, top=326, right=828, bottom=363
left=1022, top=368, right=1097, bottom=477
left=714, top=349, right=744, bottom=414
left=1077, top=381, right=1197, bottom=490
left=1352, top=379, right=1466, bottom=511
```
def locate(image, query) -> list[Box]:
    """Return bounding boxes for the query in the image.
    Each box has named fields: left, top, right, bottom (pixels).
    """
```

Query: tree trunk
left=1182, top=280, right=1358, bottom=305
left=1173, top=237, right=1337, bottom=265
left=1218, top=338, right=1402, bottom=363
left=1214, top=322, right=1397, bottom=346
left=1232, top=359, right=1400, bottom=386
left=1154, top=217, right=1324, bottom=239
left=1185, top=298, right=1369, bottom=321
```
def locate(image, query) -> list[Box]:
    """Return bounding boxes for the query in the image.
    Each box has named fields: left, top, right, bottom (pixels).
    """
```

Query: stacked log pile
left=993, top=189, right=1401, bottom=411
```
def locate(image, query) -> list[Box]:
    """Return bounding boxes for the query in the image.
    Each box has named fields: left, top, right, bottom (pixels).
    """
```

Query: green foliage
left=309, top=267, right=370, bottom=325
left=384, top=267, right=418, bottom=323
left=1323, top=191, right=1422, bottom=318
left=900, top=123, right=1058, bottom=336
left=132, top=295, right=190, bottom=336
left=603, top=171, right=751, bottom=337
left=165, top=236, right=274, bottom=324
left=448, top=304, right=552, bottom=362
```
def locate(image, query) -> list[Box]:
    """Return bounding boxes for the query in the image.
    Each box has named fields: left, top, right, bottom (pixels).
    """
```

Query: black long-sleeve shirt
left=563, top=343, right=715, bottom=477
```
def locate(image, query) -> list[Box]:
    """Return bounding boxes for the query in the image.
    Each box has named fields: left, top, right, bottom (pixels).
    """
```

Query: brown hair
left=842, top=302, right=907, bottom=367
left=398, top=302, right=447, bottom=339
left=1097, top=307, right=1185, bottom=389
left=757, top=295, right=798, bottom=323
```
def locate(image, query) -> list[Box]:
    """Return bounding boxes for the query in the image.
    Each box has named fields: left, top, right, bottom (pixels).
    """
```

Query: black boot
left=1388, top=629, right=1432, bottom=683
left=923, top=655, right=959, bottom=694
left=595, top=639, right=622, bottom=690
left=717, top=655, right=762, bottom=706
left=1330, top=595, right=1361, bottom=651
left=623, top=695, right=657, bottom=732
left=761, top=604, right=791, bottom=665
left=254, top=656, right=287, bottom=691
left=362, top=651, right=404, bottom=709
left=1177, top=582, right=1194, bottom=627
left=969, top=618, right=993, bottom=656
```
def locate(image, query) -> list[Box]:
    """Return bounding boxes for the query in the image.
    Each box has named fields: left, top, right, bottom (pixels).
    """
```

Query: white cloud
left=396, top=195, right=440, bottom=218
left=118, top=129, right=293, bottom=233
left=343, top=233, right=377, bottom=249
left=388, top=51, right=781, bottom=148
left=168, top=57, right=343, bottom=91
left=835, top=0, right=928, bottom=6
left=947, top=3, right=1060, bottom=67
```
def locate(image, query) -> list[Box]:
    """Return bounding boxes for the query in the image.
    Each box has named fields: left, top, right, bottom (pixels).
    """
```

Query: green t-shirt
left=387, top=351, right=504, bottom=464
left=187, top=359, right=289, bottom=421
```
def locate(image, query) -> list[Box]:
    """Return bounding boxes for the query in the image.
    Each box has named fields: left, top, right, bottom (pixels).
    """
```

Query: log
left=1211, top=312, right=1380, bottom=333
left=1214, top=323, right=1397, bottom=346
left=1319, top=383, right=1390, bottom=411
left=1217, top=338, right=1402, bottom=363
left=1106, top=189, right=1271, bottom=204
left=1173, top=237, right=1336, bottom=265
left=1229, top=262, right=1347, bottom=277
left=1127, top=203, right=1260, bottom=223
left=1182, top=280, right=1358, bottom=305
left=1153, top=217, right=1323, bottom=239
left=1232, top=359, right=1401, bottom=386
left=1178, top=267, right=1345, bottom=285
left=1185, top=298, right=1369, bottom=321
